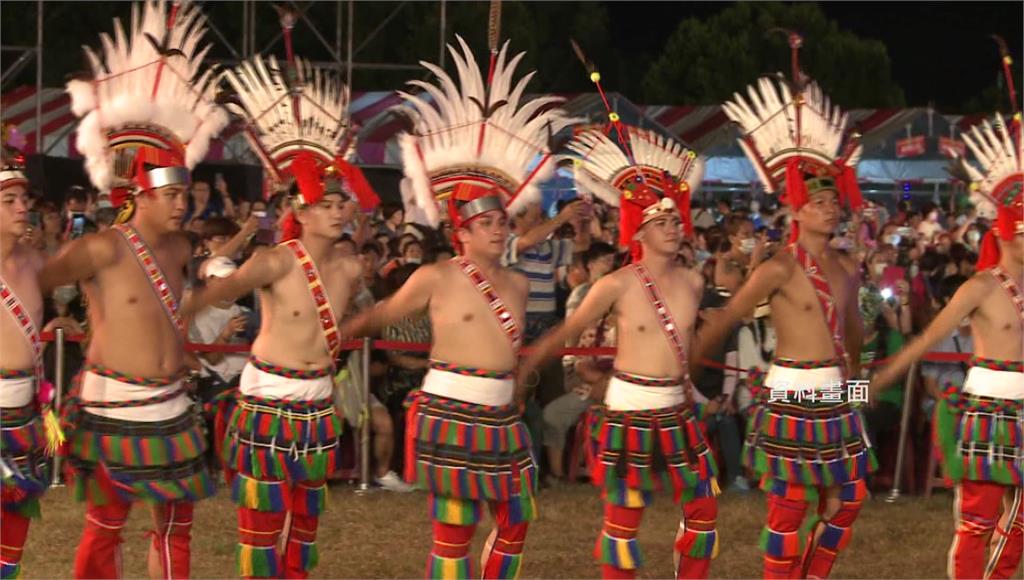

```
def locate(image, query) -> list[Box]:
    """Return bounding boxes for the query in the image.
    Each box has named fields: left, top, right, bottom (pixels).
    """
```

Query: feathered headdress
left=223, top=45, right=378, bottom=240
left=0, top=146, right=28, bottom=191
left=397, top=35, right=575, bottom=238
left=569, top=127, right=704, bottom=261
left=722, top=33, right=863, bottom=242
left=66, top=0, right=228, bottom=223
left=954, top=37, right=1022, bottom=270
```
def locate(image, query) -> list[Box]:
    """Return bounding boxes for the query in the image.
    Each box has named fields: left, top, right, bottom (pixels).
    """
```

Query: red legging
left=427, top=497, right=529, bottom=579
left=236, top=479, right=326, bottom=580
left=949, top=481, right=1024, bottom=580
left=0, top=507, right=31, bottom=577
left=73, top=497, right=194, bottom=579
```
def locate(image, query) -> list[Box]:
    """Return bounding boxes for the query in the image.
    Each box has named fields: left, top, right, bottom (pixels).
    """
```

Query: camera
left=70, top=213, right=87, bottom=239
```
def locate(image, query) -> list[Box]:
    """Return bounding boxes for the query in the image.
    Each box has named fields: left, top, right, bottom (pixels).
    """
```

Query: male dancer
left=873, top=111, right=1023, bottom=579
left=523, top=123, right=718, bottom=579
left=188, top=49, right=362, bottom=578
left=0, top=151, right=50, bottom=579
left=342, top=36, right=573, bottom=579
left=41, top=2, right=228, bottom=577
left=695, top=38, right=874, bottom=579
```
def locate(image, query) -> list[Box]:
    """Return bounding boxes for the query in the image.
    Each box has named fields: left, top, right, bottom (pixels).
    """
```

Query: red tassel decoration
left=783, top=158, right=810, bottom=211
left=837, top=162, right=863, bottom=211
left=975, top=229, right=1002, bottom=271
left=289, top=152, right=325, bottom=206
left=333, top=158, right=380, bottom=211
left=281, top=212, right=302, bottom=242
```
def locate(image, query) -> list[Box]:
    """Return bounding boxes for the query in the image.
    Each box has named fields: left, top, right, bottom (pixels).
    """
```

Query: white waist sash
left=963, top=366, right=1024, bottom=400
left=421, top=368, right=514, bottom=407
left=605, top=374, right=685, bottom=412
left=0, top=375, right=35, bottom=408
left=80, top=371, right=189, bottom=422
left=240, top=362, right=334, bottom=401
left=766, top=365, right=844, bottom=391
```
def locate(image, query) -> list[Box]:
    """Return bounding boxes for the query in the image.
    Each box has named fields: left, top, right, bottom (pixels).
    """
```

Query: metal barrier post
left=886, top=362, right=918, bottom=503
left=50, top=327, right=65, bottom=487
left=357, top=336, right=372, bottom=492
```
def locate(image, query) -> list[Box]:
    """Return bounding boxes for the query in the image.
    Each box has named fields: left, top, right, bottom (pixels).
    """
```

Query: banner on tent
left=938, top=136, right=966, bottom=159
left=896, top=136, right=926, bottom=158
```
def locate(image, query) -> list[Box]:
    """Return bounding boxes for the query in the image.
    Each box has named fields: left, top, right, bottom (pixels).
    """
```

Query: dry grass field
left=17, top=480, right=967, bottom=579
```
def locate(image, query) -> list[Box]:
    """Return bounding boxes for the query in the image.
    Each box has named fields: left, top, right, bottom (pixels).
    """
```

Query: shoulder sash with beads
left=282, top=239, right=342, bottom=358
left=787, top=243, right=846, bottom=370
left=0, top=275, right=44, bottom=381
left=453, top=256, right=522, bottom=352
left=629, top=262, right=693, bottom=387
left=990, top=266, right=1024, bottom=331
left=112, top=224, right=184, bottom=336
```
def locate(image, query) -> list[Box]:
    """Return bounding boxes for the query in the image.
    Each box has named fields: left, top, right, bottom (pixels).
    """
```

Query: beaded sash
left=787, top=243, right=846, bottom=373
left=629, top=262, right=691, bottom=384
left=0, top=275, right=43, bottom=382
left=453, top=257, right=522, bottom=352
left=990, top=266, right=1024, bottom=331
left=282, top=239, right=342, bottom=358
left=112, top=224, right=184, bottom=335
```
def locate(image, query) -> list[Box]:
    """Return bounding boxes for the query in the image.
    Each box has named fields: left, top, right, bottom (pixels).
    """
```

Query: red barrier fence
left=39, top=331, right=972, bottom=371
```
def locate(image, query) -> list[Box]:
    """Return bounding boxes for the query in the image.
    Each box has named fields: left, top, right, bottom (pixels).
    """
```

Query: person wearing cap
left=341, top=36, right=574, bottom=578
left=184, top=43, right=364, bottom=578
left=39, top=2, right=228, bottom=577
left=697, top=39, right=874, bottom=578
left=0, top=148, right=52, bottom=580
left=873, top=111, right=1024, bottom=579
left=522, top=123, right=718, bottom=579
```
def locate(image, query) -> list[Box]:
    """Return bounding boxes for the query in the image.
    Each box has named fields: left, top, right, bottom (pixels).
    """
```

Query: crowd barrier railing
left=39, top=330, right=971, bottom=497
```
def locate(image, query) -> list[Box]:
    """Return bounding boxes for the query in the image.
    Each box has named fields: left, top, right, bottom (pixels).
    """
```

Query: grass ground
left=19, top=481, right=963, bottom=579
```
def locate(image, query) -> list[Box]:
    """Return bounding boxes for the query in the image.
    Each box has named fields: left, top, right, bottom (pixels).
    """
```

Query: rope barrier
left=38, top=331, right=974, bottom=371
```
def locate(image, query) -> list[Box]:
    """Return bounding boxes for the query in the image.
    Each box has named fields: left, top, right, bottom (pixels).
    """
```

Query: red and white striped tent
left=1, top=85, right=988, bottom=187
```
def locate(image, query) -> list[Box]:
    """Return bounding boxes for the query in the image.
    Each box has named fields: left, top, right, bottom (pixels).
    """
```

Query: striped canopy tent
left=1, top=85, right=990, bottom=195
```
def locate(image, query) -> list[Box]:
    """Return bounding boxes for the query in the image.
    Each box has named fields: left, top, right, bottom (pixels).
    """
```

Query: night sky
left=608, top=1, right=1023, bottom=110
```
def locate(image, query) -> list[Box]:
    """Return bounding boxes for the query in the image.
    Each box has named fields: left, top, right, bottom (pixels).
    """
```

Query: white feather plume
left=67, top=0, right=228, bottom=192
left=566, top=126, right=704, bottom=207
left=960, top=113, right=1023, bottom=215
left=396, top=35, right=577, bottom=227
left=723, top=76, right=856, bottom=192
left=222, top=54, right=352, bottom=172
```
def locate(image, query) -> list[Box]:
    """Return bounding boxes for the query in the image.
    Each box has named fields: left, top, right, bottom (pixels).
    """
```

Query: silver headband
left=145, top=166, right=190, bottom=190
left=458, top=195, right=505, bottom=222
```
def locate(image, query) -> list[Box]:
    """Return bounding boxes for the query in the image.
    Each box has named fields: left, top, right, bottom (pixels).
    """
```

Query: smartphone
left=70, top=213, right=86, bottom=239
left=766, top=228, right=783, bottom=242
left=27, top=211, right=40, bottom=228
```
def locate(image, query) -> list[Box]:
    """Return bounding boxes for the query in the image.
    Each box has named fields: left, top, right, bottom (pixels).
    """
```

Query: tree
left=641, top=2, right=906, bottom=108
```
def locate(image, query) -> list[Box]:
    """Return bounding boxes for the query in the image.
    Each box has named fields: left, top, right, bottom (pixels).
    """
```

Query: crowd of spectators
left=25, top=177, right=986, bottom=495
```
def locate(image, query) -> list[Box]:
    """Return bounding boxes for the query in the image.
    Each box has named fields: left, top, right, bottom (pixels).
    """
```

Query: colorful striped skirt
left=743, top=361, right=876, bottom=488
left=1, top=402, right=48, bottom=517
left=404, top=388, right=537, bottom=506
left=64, top=368, right=213, bottom=505
left=934, top=360, right=1023, bottom=485
left=221, top=392, right=342, bottom=485
left=590, top=372, right=718, bottom=506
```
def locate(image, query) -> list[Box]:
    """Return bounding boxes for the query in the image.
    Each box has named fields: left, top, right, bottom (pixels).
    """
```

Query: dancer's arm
left=39, top=231, right=118, bottom=294
left=691, top=257, right=789, bottom=378
left=841, top=259, right=864, bottom=379
left=519, top=273, right=620, bottom=381
left=185, top=246, right=290, bottom=315
left=871, top=274, right=988, bottom=393
left=341, top=263, right=436, bottom=338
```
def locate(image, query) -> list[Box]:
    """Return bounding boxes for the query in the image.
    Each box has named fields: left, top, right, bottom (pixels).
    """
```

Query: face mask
left=886, top=234, right=901, bottom=246
left=955, top=214, right=968, bottom=226
left=967, top=230, right=981, bottom=244
left=872, top=263, right=887, bottom=276
left=53, top=285, right=78, bottom=305
left=696, top=249, right=711, bottom=263
left=405, top=257, right=422, bottom=265
left=909, top=264, right=919, bottom=278
left=739, top=238, right=756, bottom=254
